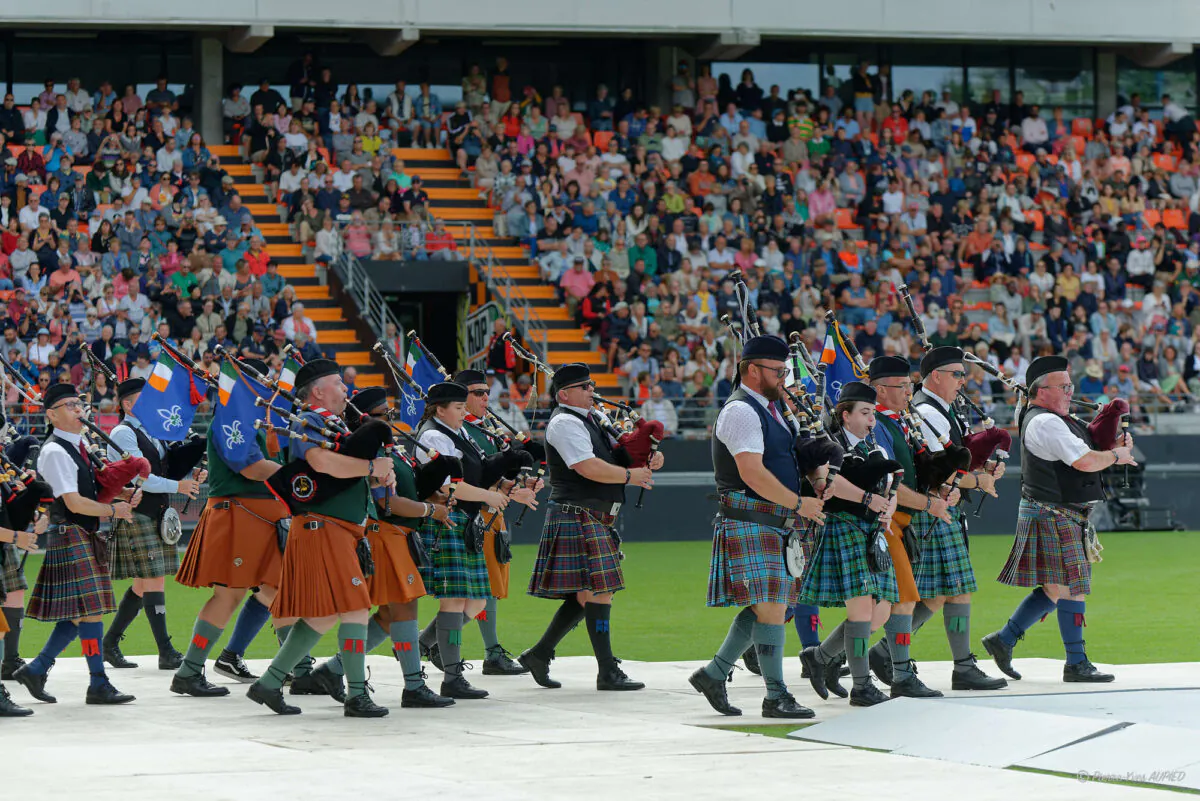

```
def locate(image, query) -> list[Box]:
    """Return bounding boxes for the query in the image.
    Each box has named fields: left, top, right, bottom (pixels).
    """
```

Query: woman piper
left=798, top=381, right=902, bottom=708
left=415, top=381, right=537, bottom=700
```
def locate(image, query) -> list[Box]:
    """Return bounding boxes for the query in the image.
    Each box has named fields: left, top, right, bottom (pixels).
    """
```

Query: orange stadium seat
left=1072, top=118, right=1093, bottom=138
left=1163, top=209, right=1186, bottom=230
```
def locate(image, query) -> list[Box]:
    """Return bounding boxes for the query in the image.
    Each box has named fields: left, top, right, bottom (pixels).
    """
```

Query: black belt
left=718, top=505, right=792, bottom=529
left=556, top=499, right=622, bottom=518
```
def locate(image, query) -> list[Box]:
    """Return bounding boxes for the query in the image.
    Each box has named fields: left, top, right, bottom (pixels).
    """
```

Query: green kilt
left=908, top=510, right=977, bottom=598
left=799, top=512, right=899, bottom=607
left=1, top=542, right=28, bottom=592
left=27, top=524, right=116, bottom=622
left=108, top=511, right=179, bottom=580
left=418, top=509, right=491, bottom=599
left=707, top=491, right=798, bottom=608
left=528, top=502, right=624, bottom=599
left=998, top=499, right=1091, bottom=596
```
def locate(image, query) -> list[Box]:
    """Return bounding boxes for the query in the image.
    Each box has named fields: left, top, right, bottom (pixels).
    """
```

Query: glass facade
left=1117, top=54, right=1198, bottom=113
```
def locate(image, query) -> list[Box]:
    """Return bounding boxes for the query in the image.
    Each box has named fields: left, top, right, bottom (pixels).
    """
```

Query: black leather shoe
left=344, top=692, right=390, bottom=717
left=849, top=681, right=890, bottom=707
left=798, top=647, right=828, bottom=700
left=482, top=647, right=530, bottom=676
left=1, top=656, right=25, bottom=681
left=824, top=655, right=848, bottom=699
left=247, top=681, right=301, bottom=714
left=440, top=674, right=489, bottom=699
left=762, top=692, right=815, bottom=719
left=597, top=659, right=644, bottom=691
left=86, top=680, right=136, bottom=705
left=518, top=649, right=561, bottom=689
left=103, top=638, right=138, bottom=669
left=170, top=670, right=231, bottom=698
left=157, top=645, right=184, bottom=671
left=689, top=667, right=741, bottom=716
left=0, top=683, right=33, bottom=717
left=12, top=665, right=55, bottom=704
left=213, top=650, right=258, bottom=683
left=289, top=663, right=346, bottom=703
left=401, top=684, right=456, bottom=708
left=951, top=655, right=1008, bottom=691
left=869, top=644, right=894, bottom=686
left=981, top=632, right=1022, bottom=680
left=889, top=666, right=944, bottom=699
left=742, top=646, right=761, bottom=676
left=1064, top=659, right=1115, bottom=683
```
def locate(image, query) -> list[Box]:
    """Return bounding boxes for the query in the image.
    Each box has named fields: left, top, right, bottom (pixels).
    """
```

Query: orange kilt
left=0, top=610, right=7, bottom=634
left=176, top=497, right=287, bottom=590
left=271, top=512, right=371, bottom=618
left=482, top=515, right=509, bottom=599
left=365, top=520, right=426, bottom=606
left=886, top=514, right=920, bottom=604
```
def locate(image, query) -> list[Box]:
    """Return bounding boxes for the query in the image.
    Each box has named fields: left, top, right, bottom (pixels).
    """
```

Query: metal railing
left=332, top=250, right=406, bottom=348
left=451, top=219, right=549, bottom=363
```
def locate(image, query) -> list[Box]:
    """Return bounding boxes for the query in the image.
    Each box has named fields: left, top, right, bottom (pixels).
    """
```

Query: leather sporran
left=494, top=526, right=513, bottom=564
left=902, top=523, right=923, bottom=565
left=275, top=517, right=291, bottom=553
left=784, top=532, right=806, bottom=578
left=464, top=515, right=485, bottom=554
left=866, top=527, right=892, bottom=573
left=356, top=536, right=375, bottom=577
left=1084, top=522, right=1104, bottom=564
left=406, top=528, right=430, bottom=569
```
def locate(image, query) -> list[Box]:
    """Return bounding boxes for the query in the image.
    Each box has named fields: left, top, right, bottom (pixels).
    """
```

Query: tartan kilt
left=707, top=491, right=797, bottom=608
left=908, top=510, right=978, bottom=599
left=109, top=511, right=179, bottom=580
left=26, top=525, right=116, bottom=622
left=998, top=499, right=1091, bottom=597
left=527, top=502, right=624, bottom=600
left=418, top=509, right=492, bottom=600
left=2, top=542, right=28, bottom=592
left=798, top=512, right=899, bottom=607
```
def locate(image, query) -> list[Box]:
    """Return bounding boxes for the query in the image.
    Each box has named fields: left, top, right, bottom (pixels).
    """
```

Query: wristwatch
left=624, top=469, right=631, bottom=485
left=862, top=491, right=874, bottom=509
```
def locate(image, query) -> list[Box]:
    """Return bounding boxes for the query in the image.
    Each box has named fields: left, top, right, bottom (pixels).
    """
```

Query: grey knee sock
left=885, top=614, right=915, bottom=681
left=752, top=622, right=788, bottom=700
left=436, top=611, right=465, bottom=679
left=943, top=602, right=973, bottom=669
left=816, top=620, right=846, bottom=664
left=912, top=601, right=935, bottom=633
left=703, top=607, right=756, bottom=680
left=844, top=620, right=873, bottom=689
left=419, top=617, right=438, bottom=650
left=327, top=617, right=388, bottom=676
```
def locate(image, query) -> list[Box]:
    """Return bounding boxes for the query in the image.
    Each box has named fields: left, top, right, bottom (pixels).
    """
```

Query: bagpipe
left=0, top=350, right=152, bottom=503
left=0, top=432, right=51, bottom=532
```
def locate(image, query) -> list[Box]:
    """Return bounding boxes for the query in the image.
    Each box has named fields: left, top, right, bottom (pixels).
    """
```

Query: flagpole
left=151, top=333, right=219, bottom=387
left=407, top=331, right=450, bottom=378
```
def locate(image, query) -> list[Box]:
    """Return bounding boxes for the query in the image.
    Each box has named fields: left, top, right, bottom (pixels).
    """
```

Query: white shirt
left=279, top=167, right=308, bottom=193
left=38, top=427, right=86, bottom=496
left=1024, top=410, right=1090, bottom=465
left=65, top=88, right=92, bottom=114
left=915, top=389, right=957, bottom=453
left=18, top=205, right=44, bottom=231
left=281, top=314, right=319, bottom=343
left=1164, top=101, right=1188, bottom=123
left=332, top=169, right=356, bottom=193
left=108, top=415, right=179, bottom=494
left=714, top=384, right=790, bottom=456
left=545, top=404, right=613, bottom=467
left=416, top=422, right=463, bottom=465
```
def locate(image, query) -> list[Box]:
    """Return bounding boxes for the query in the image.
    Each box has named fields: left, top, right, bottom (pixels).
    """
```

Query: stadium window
left=1117, top=54, right=1198, bottom=115
left=712, top=61, right=820, bottom=104
left=889, top=44, right=965, bottom=108
left=966, top=46, right=1011, bottom=108
left=1015, top=47, right=1095, bottom=119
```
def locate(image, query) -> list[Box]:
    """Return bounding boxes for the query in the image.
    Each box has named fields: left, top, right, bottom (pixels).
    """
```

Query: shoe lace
left=712, top=653, right=743, bottom=681
left=487, top=645, right=516, bottom=661
left=953, top=652, right=981, bottom=668
left=764, top=677, right=789, bottom=696
left=403, top=668, right=430, bottom=682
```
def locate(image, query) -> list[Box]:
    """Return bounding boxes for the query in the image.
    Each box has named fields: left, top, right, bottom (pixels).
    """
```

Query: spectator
left=641, top=384, right=678, bottom=436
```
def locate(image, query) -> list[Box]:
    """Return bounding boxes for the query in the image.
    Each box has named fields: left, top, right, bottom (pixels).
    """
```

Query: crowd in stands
left=0, top=76, right=333, bottom=428
left=422, top=57, right=1200, bottom=434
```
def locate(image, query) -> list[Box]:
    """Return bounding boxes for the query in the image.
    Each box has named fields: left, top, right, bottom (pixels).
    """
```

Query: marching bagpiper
left=983, top=356, right=1135, bottom=683
left=103, top=378, right=207, bottom=671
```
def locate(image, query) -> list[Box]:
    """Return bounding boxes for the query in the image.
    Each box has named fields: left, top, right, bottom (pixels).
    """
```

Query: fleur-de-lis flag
left=130, top=351, right=206, bottom=441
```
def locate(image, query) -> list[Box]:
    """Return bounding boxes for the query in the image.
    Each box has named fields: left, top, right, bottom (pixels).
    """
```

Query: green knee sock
left=326, top=617, right=388, bottom=676
left=844, top=620, right=873, bottom=689
left=178, top=619, right=224, bottom=679
left=816, top=620, right=846, bottom=664
left=437, top=611, right=465, bottom=679
left=390, top=619, right=425, bottom=690
left=944, top=602, right=974, bottom=670
left=752, top=621, right=788, bottom=700
left=477, top=596, right=501, bottom=655
left=885, top=614, right=915, bottom=681
left=704, top=607, right=756, bottom=680
left=339, top=622, right=369, bottom=699
left=260, top=621, right=323, bottom=690
left=275, top=624, right=314, bottom=677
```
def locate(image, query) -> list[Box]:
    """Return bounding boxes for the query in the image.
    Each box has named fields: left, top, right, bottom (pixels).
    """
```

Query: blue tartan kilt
left=798, top=512, right=899, bottom=607
left=109, top=511, right=179, bottom=580
left=26, top=524, right=116, bottom=622
left=1, top=542, right=28, bottom=593
left=908, top=510, right=978, bottom=599
left=418, top=509, right=492, bottom=600
left=707, top=491, right=798, bottom=608
left=528, top=502, right=624, bottom=599
left=998, top=499, right=1091, bottom=596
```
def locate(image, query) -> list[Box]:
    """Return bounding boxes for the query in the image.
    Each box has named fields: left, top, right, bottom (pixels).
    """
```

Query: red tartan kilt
left=527, top=506, right=623, bottom=599
left=27, top=524, right=116, bottom=622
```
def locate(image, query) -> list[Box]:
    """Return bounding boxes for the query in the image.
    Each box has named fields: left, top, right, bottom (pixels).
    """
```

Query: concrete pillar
left=645, top=43, right=678, bottom=112
left=1096, top=50, right=1117, bottom=118
left=198, top=37, right=224, bottom=145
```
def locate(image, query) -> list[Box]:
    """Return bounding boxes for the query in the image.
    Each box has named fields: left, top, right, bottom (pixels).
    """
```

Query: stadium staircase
left=388, top=147, right=620, bottom=389
left=211, top=144, right=383, bottom=386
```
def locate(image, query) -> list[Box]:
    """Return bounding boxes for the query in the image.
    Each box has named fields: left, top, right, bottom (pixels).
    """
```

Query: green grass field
left=6, top=531, right=1198, bottom=665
